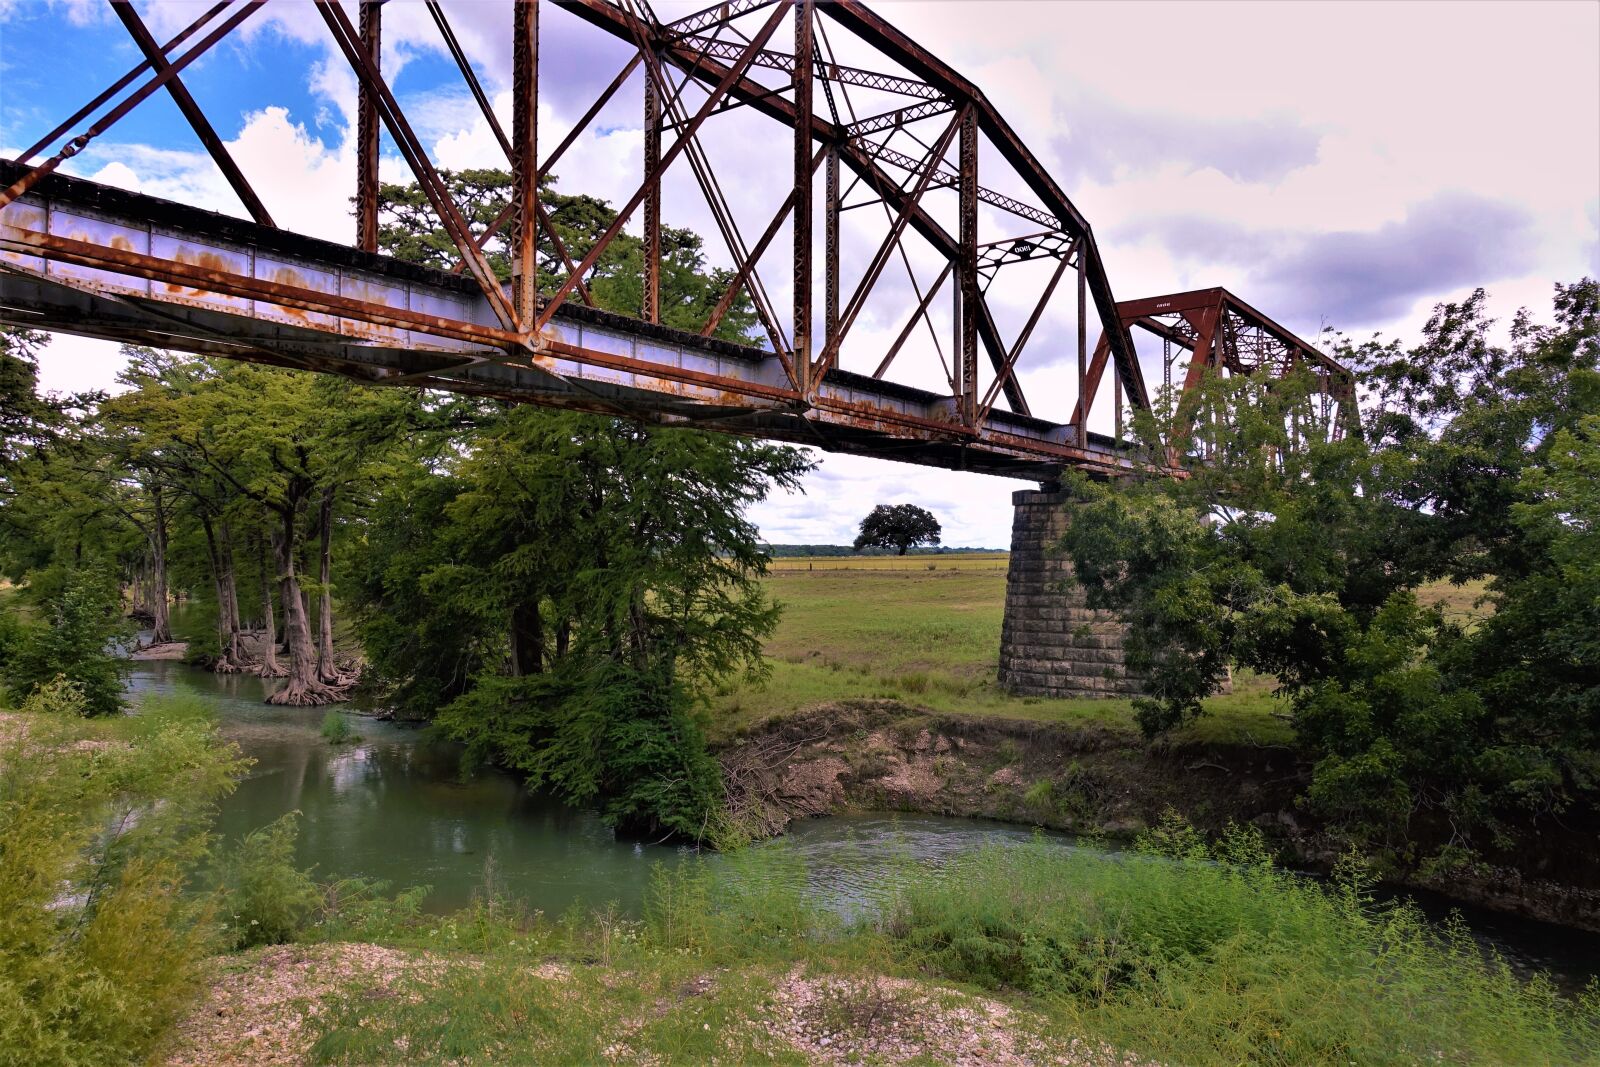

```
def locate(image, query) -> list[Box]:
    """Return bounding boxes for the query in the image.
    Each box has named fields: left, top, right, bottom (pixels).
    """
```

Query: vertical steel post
left=512, top=0, right=539, bottom=330
left=1077, top=258, right=1087, bottom=444
left=356, top=0, right=382, bottom=252
left=642, top=49, right=661, bottom=324
left=1114, top=366, right=1124, bottom=443
left=957, top=105, right=978, bottom=426
left=824, top=143, right=839, bottom=349
left=792, top=0, right=814, bottom=394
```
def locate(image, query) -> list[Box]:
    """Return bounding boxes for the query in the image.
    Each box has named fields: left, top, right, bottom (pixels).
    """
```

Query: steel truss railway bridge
left=0, top=0, right=1358, bottom=695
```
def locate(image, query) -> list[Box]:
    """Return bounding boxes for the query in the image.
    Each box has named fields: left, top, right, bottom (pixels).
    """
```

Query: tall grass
left=883, top=818, right=1600, bottom=1065
left=0, top=693, right=250, bottom=1065
left=303, top=822, right=1597, bottom=1065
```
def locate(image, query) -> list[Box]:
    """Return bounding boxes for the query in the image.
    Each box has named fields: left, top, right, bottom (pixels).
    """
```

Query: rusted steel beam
left=825, top=145, right=839, bottom=345
left=665, top=0, right=782, bottom=39
left=559, top=0, right=1028, bottom=414
left=672, top=33, right=939, bottom=99
left=512, top=0, right=539, bottom=329
left=699, top=144, right=823, bottom=355
left=109, top=1, right=274, bottom=228
left=1070, top=332, right=1112, bottom=429
left=872, top=261, right=952, bottom=383
left=792, top=0, right=814, bottom=393
left=1168, top=303, right=1221, bottom=457
left=957, top=105, right=978, bottom=426
left=820, top=0, right=1147, bottom=412
left=814, top=110, right=961, bottom=385
left=844, top=98, right=956, bottom=140
left=17, top=1, right=229, bottom=163
left=1076, top=255, right=1086, bottom=444
left=642, top=47, right=661, bottom=324
left=356, top=0, right=382, bottom=252
left=315, top=0, right=519, bottom=334
left=0, top=224, right=522, bottom=350
left=979, top=252, right=1070, bottom=424
left=0, top=1, right=265, bottom=212
left=630, top=17, right=790, bottom=358
left=534, top=0, right=790, bottom=332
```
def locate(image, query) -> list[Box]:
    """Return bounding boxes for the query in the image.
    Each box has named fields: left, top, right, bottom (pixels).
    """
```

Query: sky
left=2, top=0, right=1596, bottom=547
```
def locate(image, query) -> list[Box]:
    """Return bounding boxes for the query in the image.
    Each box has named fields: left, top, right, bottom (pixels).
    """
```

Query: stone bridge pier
left=997, top=488, right=1144, bottom=698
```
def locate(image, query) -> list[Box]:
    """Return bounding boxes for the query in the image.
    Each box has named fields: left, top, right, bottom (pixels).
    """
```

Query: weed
left=320, top=710, right=357, bottom=745
left=212, top=812, right=321, bottom=949
left=0, top=693, right=249, bottom=1065
left=883, top=822, right=1599, bottom=1066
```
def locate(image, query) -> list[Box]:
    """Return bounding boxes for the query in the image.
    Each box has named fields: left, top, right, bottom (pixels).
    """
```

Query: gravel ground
left=758, top=965, right=1154, bottom=1067
left=163, top=946, right=1153, bottom=1066
left=161, top=943, right=437, bottom=1066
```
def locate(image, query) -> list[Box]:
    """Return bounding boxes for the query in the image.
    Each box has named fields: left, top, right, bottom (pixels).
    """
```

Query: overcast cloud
left=5, top=0, right=1597, bottom=547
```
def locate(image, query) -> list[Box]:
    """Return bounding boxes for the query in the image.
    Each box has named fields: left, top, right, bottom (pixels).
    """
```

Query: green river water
left=126, top=658, right=1600, bottom=991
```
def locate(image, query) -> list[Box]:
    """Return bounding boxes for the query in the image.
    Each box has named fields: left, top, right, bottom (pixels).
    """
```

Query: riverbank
left=8, top=685, right=1598, bottom=1065
left=718, top=699, right=1600, bottom=932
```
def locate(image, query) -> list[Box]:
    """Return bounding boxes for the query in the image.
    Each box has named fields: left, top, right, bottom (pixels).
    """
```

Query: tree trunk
left=200, top=513, right=246, bottom=672
left=314, top=486, right=350, bottom=685
left=148, top=485, right=174, bottom=644
left=218, top=518, right=245, bottom=669
left=257, top=527, right=286, bottom=678
left=510, top=597, right=544, bottom=677
left=266, top=503, right=344, bottom=706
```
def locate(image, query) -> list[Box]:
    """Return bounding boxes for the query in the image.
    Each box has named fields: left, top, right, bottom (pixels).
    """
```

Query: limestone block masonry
left=997, top=489, right=1145, bottom=699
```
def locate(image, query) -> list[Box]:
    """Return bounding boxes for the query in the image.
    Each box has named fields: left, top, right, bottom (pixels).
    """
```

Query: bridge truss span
left=0, top=0, right=1353, bottom=482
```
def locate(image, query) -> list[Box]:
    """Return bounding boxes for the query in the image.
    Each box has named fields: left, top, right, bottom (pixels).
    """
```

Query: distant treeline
left=761, top=544, right=1005, bottom=557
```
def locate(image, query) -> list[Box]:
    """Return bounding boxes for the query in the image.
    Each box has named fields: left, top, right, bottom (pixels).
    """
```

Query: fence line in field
left=767, top=559, right=1010, bottom=573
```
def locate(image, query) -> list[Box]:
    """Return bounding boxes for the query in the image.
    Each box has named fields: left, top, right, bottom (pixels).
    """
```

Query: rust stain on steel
left=541, top=338, right=799, bottom=403
left=1, top=225, right=520, bottom=350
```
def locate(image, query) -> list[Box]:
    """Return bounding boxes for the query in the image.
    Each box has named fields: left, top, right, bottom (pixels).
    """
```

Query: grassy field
left=709, top=556, right=1285, bottom=745
left=708, top=557, right=1492, bottom=746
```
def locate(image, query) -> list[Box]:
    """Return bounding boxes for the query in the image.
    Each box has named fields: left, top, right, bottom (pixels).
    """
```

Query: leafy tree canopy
left=853, top=503, right=943, bottom=556
left=1058, top=280, right=1599, bottom=867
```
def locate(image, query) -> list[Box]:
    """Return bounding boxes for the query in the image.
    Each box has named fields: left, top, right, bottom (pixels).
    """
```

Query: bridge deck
left=0, top=162, right=1137, bottom=482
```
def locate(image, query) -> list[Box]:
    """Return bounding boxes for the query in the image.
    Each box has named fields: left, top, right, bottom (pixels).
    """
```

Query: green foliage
left=212, top=811, right=321, bottom=950
left=852, top=502, right=943, bottom=556
left=351, top=407, right=810, bottom=838
left=0, top=694, right=249, bottom=1066
left=295, top=823, right=1596, bottom=1066
left=1, top=566, right=128, bottom=716
left=320, top=710, right=356, bottom=745
left=884, top=821, right=1599, bottom=1065
left=1059, top=281, right=1600, bottom=860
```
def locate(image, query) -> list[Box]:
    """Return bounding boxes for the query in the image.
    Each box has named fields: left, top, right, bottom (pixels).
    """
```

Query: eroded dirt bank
left=718, top=701, right=1600, bottom=932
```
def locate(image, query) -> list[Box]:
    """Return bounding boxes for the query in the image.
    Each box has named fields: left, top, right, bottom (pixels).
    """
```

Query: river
left=127, top=658, right=1600, bottom=991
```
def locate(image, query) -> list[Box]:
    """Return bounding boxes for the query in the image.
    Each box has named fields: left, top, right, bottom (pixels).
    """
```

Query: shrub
left=0, top=695, right=248, bottom=1065
left=17, top=674, right=88, bottom=716
left=2, top=567, right=128, bottom=716
left=320, top=710, right=356, bottom=745
left=883, top=818, right=1600, bottom=1065
left=213, top=812, right=321, bottom=949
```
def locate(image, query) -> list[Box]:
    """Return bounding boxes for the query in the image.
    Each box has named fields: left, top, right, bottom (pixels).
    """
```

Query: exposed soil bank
left=718, top=701, right=1600, bottom=933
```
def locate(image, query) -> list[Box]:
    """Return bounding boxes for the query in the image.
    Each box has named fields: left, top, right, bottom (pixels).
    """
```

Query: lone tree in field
left=853, top=503, right=942, bottom=556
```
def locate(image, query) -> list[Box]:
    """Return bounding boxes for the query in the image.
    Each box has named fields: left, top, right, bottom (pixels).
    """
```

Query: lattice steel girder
left=1119, top=287, right=1353, bottom=387
left=560, top=0, right=1032, bottom=414
left=1117, top=287, right=1360, bottom=445
left=665, top=0, right=784, bottom=39
left=820, top=0, right=1147, bottom=411
left=0, top=167, right=1145, bottom=480
left=843, top=98, right=956, bottom=139
left=673, top=32, right=942, bottom=99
